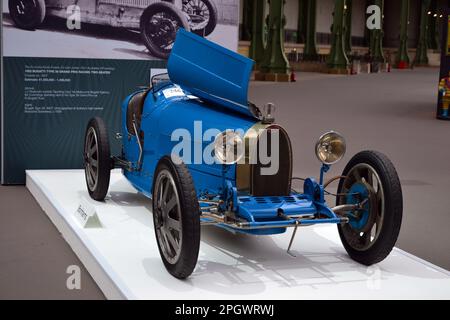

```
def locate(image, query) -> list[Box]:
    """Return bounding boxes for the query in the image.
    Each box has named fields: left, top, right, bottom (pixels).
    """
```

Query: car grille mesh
left=251, top=125, right=293, bottom=196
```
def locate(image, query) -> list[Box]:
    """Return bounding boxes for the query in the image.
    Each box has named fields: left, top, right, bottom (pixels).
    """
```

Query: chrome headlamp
left=214, top=130, right=244, bottom=164
left=315, top=131, right=346, bottom=165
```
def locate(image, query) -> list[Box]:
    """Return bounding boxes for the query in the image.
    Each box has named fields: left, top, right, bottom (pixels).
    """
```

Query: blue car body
left=119, top=29, right=345, bottom=235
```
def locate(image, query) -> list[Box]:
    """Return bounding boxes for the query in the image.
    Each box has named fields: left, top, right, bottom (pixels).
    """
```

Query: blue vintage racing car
left=84, top=30, right=403, bottom=279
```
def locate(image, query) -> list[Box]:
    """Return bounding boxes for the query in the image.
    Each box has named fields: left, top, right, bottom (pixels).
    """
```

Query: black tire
left=183, top=0, right=218, bottom=37
left=84, top=117, right=111, bottom=201
left=337, top=151, right=403, bottom=265
left=140, top=2, right=190, bottom=59
left=152, top=157, right=200, bottom=279
left=8, top=0, right=46, bottom=30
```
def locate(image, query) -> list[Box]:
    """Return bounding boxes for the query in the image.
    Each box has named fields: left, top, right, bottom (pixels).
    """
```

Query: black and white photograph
left=2, top=0, right=239, bottom=59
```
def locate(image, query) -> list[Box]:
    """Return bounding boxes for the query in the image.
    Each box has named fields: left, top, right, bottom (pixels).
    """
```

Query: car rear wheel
left=140, top=2, right=190, bottom=59
left=84, top=117, right=111, bottom=201
left=8, top=0, right=46, bottom=30
left=336, top=151, right=402, bottom=265
left=152, top=157, right=200, bottom=279
left=183, top=0, right=218, bottom=37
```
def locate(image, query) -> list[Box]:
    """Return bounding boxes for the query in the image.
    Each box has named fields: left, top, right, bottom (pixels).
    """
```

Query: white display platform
left=26, top=169, right=450, bottom=300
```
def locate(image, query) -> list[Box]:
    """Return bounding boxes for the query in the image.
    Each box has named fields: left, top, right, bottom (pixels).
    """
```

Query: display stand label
left=75, top=198, right=102, bottom=228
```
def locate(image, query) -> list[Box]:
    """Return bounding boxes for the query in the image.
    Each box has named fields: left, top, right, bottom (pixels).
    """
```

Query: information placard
left=1, top=0, right=240, bottom=183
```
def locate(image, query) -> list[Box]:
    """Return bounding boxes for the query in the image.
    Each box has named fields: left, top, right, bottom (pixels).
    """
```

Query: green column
left=363, top=0, right=371, bottom=47
left=260, top=0, right=290, bottom=75
left=327, top=0, right=349, bottom=72
left=297, top=0, right=307, bottom=43
left=304, top=0, right=318, bottom=59
left=427, top=17, right=435, bottom=49
left=415, top=0, right=431, bottom=65
left=395, top=0, right=410, bottom=68
left=427, top=0, right=438, bottom=50
left=249, top=0, right=266, bottom=66
left=241, top=0, right=253, bottom=41
left=369, top=0, right=385, bottom=63
left=434, top=14, right=441, bottom=51
left=344, top=0, right=352, bottom=55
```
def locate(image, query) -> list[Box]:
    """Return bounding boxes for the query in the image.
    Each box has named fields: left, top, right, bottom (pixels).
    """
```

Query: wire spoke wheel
left=146, top=13, right=180, bottom=51
left=182, top=0, right=217, bottom=36
left=183, top=0, right=210, bottom=30
left=154, top=169, right=183, bottom=264
left=140, top=2, right=190, bottom=59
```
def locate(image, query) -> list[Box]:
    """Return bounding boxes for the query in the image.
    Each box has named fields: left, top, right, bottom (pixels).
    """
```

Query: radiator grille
left=98, top=0, right=155, bottom=8
left=251, top=125, right=293, bottom=196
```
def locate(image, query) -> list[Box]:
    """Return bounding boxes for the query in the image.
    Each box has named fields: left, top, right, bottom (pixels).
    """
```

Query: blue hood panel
left=167, top=29, right=255, bottom=117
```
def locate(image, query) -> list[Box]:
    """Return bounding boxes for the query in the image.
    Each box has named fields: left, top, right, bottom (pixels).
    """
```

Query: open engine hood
left=167, top=29, right=255, bottom=118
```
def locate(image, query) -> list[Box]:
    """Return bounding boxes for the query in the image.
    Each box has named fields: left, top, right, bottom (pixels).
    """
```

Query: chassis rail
left=200, top=203, right=353, bottom=230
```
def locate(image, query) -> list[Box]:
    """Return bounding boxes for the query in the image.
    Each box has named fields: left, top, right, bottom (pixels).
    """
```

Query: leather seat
left=126, top=90, right=149, bottom=135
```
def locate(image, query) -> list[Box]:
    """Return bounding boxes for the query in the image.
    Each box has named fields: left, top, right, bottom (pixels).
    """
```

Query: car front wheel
left=336, top=150, right=403, bottom=265
left=152, top=157, right=200, bottom=279
left=84, top=117, right=111, bottom=201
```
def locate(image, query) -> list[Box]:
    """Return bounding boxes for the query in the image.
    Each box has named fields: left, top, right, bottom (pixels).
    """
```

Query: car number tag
left=162, top=87, right=185, bottom=99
